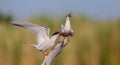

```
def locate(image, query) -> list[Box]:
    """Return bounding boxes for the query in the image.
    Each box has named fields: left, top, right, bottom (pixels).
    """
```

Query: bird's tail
left=23, top=42, right=35, bottom=48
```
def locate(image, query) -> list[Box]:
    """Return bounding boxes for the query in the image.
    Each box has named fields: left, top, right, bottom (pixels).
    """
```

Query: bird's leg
left=44, top=52, right=49, bottom=56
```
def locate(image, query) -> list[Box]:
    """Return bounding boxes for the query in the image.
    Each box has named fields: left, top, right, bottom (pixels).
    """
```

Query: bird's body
left=11, top=22, right=60, bottom=56
left=61, top=13, right=73, bottom=37
left=33, top=33, right=59, bottom=52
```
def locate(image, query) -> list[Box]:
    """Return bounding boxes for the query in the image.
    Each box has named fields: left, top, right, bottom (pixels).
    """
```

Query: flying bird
left=11, top=22, right=60, bottom=56
left=60, top=13, right=73, bottom=41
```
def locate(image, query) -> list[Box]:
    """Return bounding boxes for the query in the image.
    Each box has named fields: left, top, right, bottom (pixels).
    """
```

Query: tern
left=60, top=13, right=73, bottom=41
left=11, top=22, right=60, bottom=56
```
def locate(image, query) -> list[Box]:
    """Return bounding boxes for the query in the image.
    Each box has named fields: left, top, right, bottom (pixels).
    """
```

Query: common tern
left=11, top=22, right=60, bottom=56
left=60, top=13, right=73, bottom=41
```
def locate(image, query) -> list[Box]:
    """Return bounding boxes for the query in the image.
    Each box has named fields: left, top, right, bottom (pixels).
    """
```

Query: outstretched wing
left=11, top=22, right=50, bottom=45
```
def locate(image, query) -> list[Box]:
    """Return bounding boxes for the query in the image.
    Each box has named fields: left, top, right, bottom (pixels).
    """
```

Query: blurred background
left=0, top=0, right=120, bottom=65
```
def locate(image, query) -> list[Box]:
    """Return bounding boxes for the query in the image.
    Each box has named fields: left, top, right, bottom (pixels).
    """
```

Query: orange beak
left=67, top=12, right=72, bottom=18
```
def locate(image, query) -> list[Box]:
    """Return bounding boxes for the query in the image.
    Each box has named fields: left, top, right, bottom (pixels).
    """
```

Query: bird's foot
left=44, top=52, right=49, bottom=56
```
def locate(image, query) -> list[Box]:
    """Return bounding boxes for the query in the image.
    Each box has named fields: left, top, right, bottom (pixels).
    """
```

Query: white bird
left=60, top=12, right=73, bottom=38
left=11, top=22, right=60, bottom=56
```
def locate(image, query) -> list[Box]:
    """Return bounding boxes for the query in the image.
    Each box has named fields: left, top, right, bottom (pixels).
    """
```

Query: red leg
left=44, top=52, right=49, bottom=56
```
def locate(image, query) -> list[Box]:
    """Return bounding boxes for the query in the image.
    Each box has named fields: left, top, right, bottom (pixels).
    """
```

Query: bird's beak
left=67, top=12, right=72, bottom=18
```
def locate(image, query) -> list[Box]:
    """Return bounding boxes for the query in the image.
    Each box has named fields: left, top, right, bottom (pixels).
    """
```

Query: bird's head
left=66, top=12, right=72, bottom=20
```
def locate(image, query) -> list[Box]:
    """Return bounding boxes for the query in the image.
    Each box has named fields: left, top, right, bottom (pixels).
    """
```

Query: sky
left=0, top=0, right=120, bottom=20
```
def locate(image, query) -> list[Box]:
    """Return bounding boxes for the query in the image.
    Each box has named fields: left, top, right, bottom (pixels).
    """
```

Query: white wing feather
left=11, top=22, right=50, bottom=45
left=61, top=24, right=64, bottom=32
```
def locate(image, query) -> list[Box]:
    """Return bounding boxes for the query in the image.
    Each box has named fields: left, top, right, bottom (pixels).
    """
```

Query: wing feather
left=61, top=24, right=64, bottom=32
left=11, top=22, right=50, bottom=45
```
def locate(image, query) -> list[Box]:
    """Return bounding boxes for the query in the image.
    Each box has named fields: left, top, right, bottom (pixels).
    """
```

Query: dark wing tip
left=52, top=31, right=59, bottom=36
left=11, top=22, right=24, bottom=27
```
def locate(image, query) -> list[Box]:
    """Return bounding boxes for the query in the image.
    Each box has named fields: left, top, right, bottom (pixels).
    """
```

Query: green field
left=0, top=15, right=120, bottom=65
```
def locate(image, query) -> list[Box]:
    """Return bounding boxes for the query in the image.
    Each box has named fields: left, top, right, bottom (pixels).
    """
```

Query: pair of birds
left=12, top=13, right=73, bottom=56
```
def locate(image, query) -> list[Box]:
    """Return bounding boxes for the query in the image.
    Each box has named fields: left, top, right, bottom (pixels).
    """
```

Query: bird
left=60, top=12, right=73, bottom=42
left=11, top=22, right=60, bottom=56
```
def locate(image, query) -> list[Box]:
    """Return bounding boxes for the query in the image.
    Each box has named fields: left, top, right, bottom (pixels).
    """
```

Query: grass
left=0, top=15, right=120, bottom=65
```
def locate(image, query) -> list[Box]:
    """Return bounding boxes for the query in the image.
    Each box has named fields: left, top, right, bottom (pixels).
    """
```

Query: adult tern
left=11, top=22, right=60, bottom=56
left=60, top=13, right=73, bottom=41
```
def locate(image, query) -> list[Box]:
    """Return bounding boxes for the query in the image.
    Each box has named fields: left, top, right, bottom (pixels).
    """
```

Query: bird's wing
left=11, top=22, right=50, bottom=45
left=61, top=24, right=64, bottom=28
left=61, top=24, right=64, bottom=32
